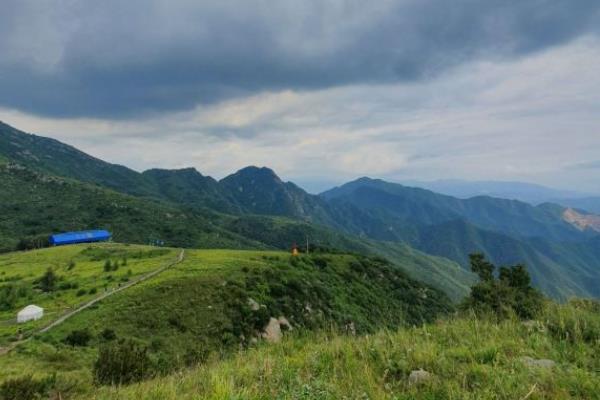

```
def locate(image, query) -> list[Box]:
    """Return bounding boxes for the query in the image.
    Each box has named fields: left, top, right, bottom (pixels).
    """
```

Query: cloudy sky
left=1, top=1, right=600, bottom=193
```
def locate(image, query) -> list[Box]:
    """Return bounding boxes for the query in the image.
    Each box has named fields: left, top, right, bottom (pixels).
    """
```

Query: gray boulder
left=520, top=356, right=556, bottom=369
left=408, top=369, right=432, bottom=385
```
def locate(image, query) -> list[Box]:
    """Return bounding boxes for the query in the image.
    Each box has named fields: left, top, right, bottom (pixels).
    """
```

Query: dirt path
left=0, top=249, right=185, bottom=355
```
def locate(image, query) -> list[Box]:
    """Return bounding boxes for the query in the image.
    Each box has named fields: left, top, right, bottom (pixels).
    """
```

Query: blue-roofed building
left=49, top=230, right=111, bottom=246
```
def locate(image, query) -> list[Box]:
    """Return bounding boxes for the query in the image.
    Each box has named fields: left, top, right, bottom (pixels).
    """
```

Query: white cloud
left=2, top=37, right=600, bottom=193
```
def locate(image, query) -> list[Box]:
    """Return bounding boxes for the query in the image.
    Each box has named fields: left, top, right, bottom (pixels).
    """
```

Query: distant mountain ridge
left=322, top=177, right=590, bottom=241
left=401, top=178, right=600, bottom=214
left=321, top=177, right=600, bottom=299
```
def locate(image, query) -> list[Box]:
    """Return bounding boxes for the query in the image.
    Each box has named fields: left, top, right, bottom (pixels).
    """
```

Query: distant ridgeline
left=2, top=120, right=600, bottom=300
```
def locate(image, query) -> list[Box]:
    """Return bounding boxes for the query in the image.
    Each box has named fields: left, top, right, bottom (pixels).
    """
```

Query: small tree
left=462, top=253, right=544, bottom=319
left=469, top=253, right=494, bottom=282
left=94, top=340, right=152, bottom=385
left=103, top=260, right=111, bottom=272
left=38, top=268, right=57, bottom=292
left=64, top=329, right=92, bottom=347
left=100, top=328, right=117, bottom=341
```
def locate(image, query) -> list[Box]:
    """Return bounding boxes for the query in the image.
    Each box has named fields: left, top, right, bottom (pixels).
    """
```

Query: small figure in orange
left=291, top=242, right=299, bottom=256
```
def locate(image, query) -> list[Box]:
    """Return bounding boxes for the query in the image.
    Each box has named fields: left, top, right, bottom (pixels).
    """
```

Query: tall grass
left=86, top=300, right=600, bottom=400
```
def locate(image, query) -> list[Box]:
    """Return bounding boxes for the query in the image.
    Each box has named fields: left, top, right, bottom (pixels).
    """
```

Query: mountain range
left=403, top=179, right=600, bottom=214
left=2, top=120, right=600, bottom=300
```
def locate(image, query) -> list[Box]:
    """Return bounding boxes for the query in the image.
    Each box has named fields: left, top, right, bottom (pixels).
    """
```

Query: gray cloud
left=566, top=160, right=600, bottom=170
left=1, top=0, right=599, bottom=118
left=3, top=36, right=600, bottom=194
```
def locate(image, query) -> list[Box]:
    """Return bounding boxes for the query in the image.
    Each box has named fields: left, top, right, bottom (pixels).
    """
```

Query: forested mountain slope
left=0, top=154, right=472, bottom=300
left=321, top=178, right=600, bottom=299
left=2, top=121, right=599, bottom=300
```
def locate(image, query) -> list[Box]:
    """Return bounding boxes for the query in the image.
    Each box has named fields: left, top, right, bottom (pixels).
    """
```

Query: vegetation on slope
left=80, top=300, right=600, bottom=400
left=0, top=245, right=452, bottom=396
left=323, top=179, right=600, bottom=299
left=0, top=164, right=266, bottom=253
left=0, top=162, right=473, bottom=301
left=0, top=121, right=157, bottom=198
left=0, top=244, right=176, bottom=346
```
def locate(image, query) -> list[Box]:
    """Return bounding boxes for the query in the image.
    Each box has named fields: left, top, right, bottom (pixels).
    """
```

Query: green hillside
left=0, top=244, right=452, bottom=391
left=0, top=244, right=178, bottom=346
left=0, top=160, right=473, bottom=301
left=3, top=121, right=599, bottom=300
left=0, top=122, right=157, bottom=198
left=0, top=164, right=265, bottom=253
left=141, top=168, right=240, bottom=213
left=322, top=177, right=585, bottom=241
left=321, top=178, right=600, bottom=300
left=220, top=166, right=338, bottom=225
left=84, top=300, right=600, bottom=400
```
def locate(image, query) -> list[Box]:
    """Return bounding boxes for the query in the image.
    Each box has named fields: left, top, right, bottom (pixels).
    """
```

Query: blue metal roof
left=49, top=230, right=111, bottom=246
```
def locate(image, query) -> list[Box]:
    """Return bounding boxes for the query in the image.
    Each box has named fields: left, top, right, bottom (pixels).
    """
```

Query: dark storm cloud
left=1, top=0, right=599, bottom=118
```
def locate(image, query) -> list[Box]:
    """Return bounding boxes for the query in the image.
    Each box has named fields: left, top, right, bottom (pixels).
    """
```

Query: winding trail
left=0, top=249, right=185, bottom=355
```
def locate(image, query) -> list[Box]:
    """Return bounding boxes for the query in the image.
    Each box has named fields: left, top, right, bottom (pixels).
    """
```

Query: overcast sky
left=1, top=0, right=600, bottom=193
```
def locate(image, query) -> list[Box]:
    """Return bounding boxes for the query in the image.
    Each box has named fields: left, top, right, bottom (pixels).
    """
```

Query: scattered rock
left=520, top=356, right=556, bottom=369
left=278, top=317, right=293, bottom=331
left=247, top=298, right=260, bottom=311
left=522, top=320, right=545, bottom=332
left=522, top=320, right=537, bottom=328
left=345, top=321, right=356, bottom=336
left=262, top=317, right=282, bottom=342
left=408, top=369, right=432, bottom=385
left=261, top=316, right=293, bottom=342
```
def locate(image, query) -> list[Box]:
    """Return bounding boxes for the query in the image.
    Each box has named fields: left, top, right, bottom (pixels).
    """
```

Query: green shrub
left=94, top=340, right=152, bottom=385
left=0, top=284, right=29, bottom=311
left=0, top=374, right=55, bottom=400
left=312, top=256, right=328, bottom=268
left=88, top=287, right=98, bottom=295
left=461, top=253, right=544, bottom=320
left=100, top=328, right=117, bottom=341
left=103, top=260, right=111, bottom=272
left=63, top=329, right=92, bottom=347
left=76, top=288, right=87, bottom=297
left=37, top=268, right=57, bottom=292
left=15, top=234, right=50, bottom=251
left=58, top=281, right=78, bottom=290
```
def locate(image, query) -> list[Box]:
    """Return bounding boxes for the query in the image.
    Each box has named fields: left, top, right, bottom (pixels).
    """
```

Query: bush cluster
left=94, top=340, right=152, bottom=385
left=0, top=374, right=55, bottom=400
left=461, top=253, right=544, bottom=319
left=63, top=329, right=92, bottom=347
left=0, top=284, right=30, bottom=311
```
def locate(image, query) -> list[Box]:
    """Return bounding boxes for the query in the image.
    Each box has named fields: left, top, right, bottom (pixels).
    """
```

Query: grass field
left=0, top=243, right=452, bottom=398
left=87, top=300, right=600, bottom=400
left=0, top=244, right=176, bottom=345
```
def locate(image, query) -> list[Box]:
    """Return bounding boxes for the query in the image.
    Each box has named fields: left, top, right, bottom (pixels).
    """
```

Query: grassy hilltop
left=0, top=243, right=451, bottom=397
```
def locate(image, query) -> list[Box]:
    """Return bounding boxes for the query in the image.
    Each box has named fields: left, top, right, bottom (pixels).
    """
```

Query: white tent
left=17, top=304, right=44, bottom=323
